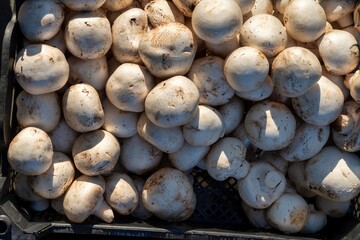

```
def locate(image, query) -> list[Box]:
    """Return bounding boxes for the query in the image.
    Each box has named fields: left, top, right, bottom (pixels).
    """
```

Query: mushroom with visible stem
left=292, top=76, right=344, bottom=127
left=283, top=0, right=326, bottom=43
left=105, top=172, right=139, bottom=216
left=279, top=122, right=330, bottom=162
left=266, top=193, right=309, bottom=234
left=319, top=0, right=356, bottom=28
left=271, top=46, right=322, bottom=97
left=287, top=161, right=316, bottom=198
left=120, top=134, right=162, bottom=175
left=244, top=101, right=297, bottom=151
left=237, top=162, right=286, bottom=209
left=240, top=14, right=287, bottom=58
left=315, top=196, right=351, bottom=218
left=206, top=137, right=250, bottom=181
left=72, top=130, right=120, bottom=176
left=305, top=146, right=360, bottom=201
left=63, top=175, right=114, bottom=223
left=301, top=204, right=327, bottom=234
left=331, top=100, right=360, bottom=152
left=224, top=46, right=269, bottom=93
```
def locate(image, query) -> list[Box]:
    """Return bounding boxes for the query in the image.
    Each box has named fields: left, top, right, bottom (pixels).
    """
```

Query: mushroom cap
left=238, top=162, right=286, bottom=209
left=28, top=152, right=75, bottom=199
left=120, top=134, right=162, bottom=175
left=72, top=130, right=120, bottom=176
left=14, top=44, right=69, bottom=95
left=192, top=0, right=243, bottom=44
left=142, top=167, right=196, bottom=221
left=49, top=118, right=79, bottom=155
left=318, top=0, right=356, bottom=22
left=131, top=176, right=153, bottom=219
left=266, top=193, right=309, bottom=234
left=287, top=161, right=316, bottom=198
left=105, top=172, right=139, bottom=215
left=241, top=201, right=271, bottom=229
left=217, top=97, right=245, bottom=135
left=172, top=0, right=198, bottom=17
left=63, top=83, right=104, bottom=133
left=318, top=29, right=359, bottom=76
left=187, top=56, right=234, bottom=106
left=183, top=105, right=225, bottom=146
left=138, top=22, right=196, bottom=79
left=301, top=204, right=327, bottom=234
left=13, top=173, right=43, bottom=202
left=240, top=14, right=287, bottom=57
left=64, top=10, right=112, bottom=59
left=145, top=75, right=200, bottom=128
left=16, top=90, right=61, bottom=133
left=18, top=0, right=64, bottom=41
left=106, top=63, right=154, bottom=113
left=63, top=175, right=106, bottom=223
left=244, top=101, right=296, bottom=151
left=271, top=47, right=322, bottom=97
left=8, top=127, right=53, bottom=176
left=258, top=151, right=288, bottom=174
left=144, top=0, right=184, bottom=27
left=235, top=75, right=273, bottom=101
left=292, top=75, right=344, bottom=127
left=283, top=0, right=326, bottom=42
left=102, top=0, right=134, bottom=11
left=305, top=146, right=360, bottom=201
left=61, top=0, right=106, bottom=11
left=224, top=46, right=269, bottom=93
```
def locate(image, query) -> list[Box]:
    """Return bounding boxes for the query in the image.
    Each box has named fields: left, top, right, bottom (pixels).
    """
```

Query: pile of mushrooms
left=6, top=0, right=360, bottom=236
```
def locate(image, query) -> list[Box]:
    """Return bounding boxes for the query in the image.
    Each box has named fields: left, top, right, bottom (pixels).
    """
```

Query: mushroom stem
left=337, top=13, right=354, bottom=28
left=93, top=196, right=114, bottom=223
left=264, top=170, right=282, bottom=189
left=331, top=114, right=355, bottom=135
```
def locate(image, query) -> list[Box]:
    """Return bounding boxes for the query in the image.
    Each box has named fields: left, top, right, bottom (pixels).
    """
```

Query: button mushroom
left=238, top=162, right=286, bottom=209
left=63, top=175, right=114, bottom=223
left=305, top=146, right=360, bottom=201
left=49, top=118, right=79, bottom=155
left=301, top=204, right=327, bottom=234
left=244, top=101, right=296, bottom=151
left=318, top=0, right=356, bottom=28
left=8, top=127, right=53, bottom=176
left=217, top=96, right=245, bottom=135
left=331, top=100, right=360, bottom=152
left=60, top=0, right=106, bottom=11
left=266, top=193, right=309, bottom=234
left=144, top=0, right=185, bottom=27
left=315, top=196, right=351, bottom=218
left=344, top=70, right=360, bottom=103
left=206, top=137, right=249, bottom=181
left=131, top=176, right=153, bottom=220
left=241, top=202, right=271, bottom=230
left=287, top=161, right=316, bottom=198
left=72, top=130, right=120, bottom=176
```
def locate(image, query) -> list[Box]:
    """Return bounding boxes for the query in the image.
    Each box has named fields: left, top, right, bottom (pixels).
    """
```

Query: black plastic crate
left=1, top=0, right=360, bottom=239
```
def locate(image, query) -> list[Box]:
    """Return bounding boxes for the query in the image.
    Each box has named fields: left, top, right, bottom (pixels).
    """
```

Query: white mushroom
left=105, top=172, right=139, bottom=215
left=287, top=161, right=316, bottom=198
left=60, top=0, right=106, bottom=11
left=8, top=127, right=53, bottom=176
left=131, top=176, right=153, bottom=220
left=138, top=22, right=196, bottom=79
left=344, top=70, right=360, bottom=103
left=240, top=14, right=287, bottom=57
left=51, top=194, right=65, bottom=215
left=142, top=167, right=196, bottom=221
left=322, top=65, right=349, bottom=100
left=266, top=193, right=309, bottom=234
left=171, top=0, right=198, bottom=17
left=49, top=118, right=79, bottom=155
left=243, top=0, right=273, bottom=21
left=332, top=100, right=360, bottom=152
left=235, top=75, right=273, bottom=101
left=191, top=0, right=243, bottom=44
left=258, top=151, right=288, bottom=175
left=144, top=0, right=184, bottom=27
left=205, top=34, right=240, bottom=59
left=64, top=10, right=112, bottom=59
left=18, top=0, right=64, bottom=41
left=217, top=96, right=245, bottom=135
left=28, top=152, right=75, bottom=199
left=183, top=105, right=225, bottom=146
left=206, top=137, right=250, bottom=181
left=244, top=101, right=296, bottom=151
left=283, top=0, right=326, bottom=42
left=292, top=75, right=344, bottom=127
left=72, top=130, right=120, bottom=176
left=318, top=0, right=356, bottom=27
left=238, top=162, right=286, bottom=209
left=120, top=134, right=163, bottom=175
left=224, top=46, right=269, bottom=93
left=233, top=0, right=255, bottom=15
left=137, top=112, right=184, bottom=153
left=67, top=55, right=108, bottom=91
left=315, top=196, right=351, bottom=218
left=305, top=146, right=360, bottom=201
left=301, top=204, right=327, bottom=234
left=102, top=0, right=134, bottom=11
left=106, top=63, right=155, bottom=113
left=169, top=142, right=209, bottom=172
left=317, top=29, right=359, bottom=76
left=241, top=201, right=271, bottom=230
left=112, top=8, right=148, bottom=64
left=62, top=83, right=104, bottom=133
left=16, top=90, right=61, bottom=132
left=279, top=122, right=330, bottom=162
left=271, top=46, right=322, bottom=97
left=102, top=98, right=139, bottom=139
left=187, top=56, right=234, bottom=106
left=14, top=44, right=69, bottom=95
left=63, top=175, right=114, bottom=223
left=144, top=75, right=200, bottom=128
